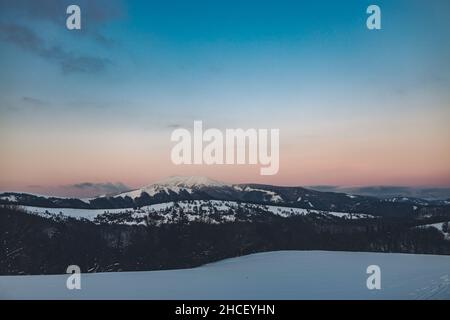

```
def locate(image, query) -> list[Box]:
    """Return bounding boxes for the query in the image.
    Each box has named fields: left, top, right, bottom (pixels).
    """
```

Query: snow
left=0, top=251, right=449, bottom=300
left=325, top=211, right=373, bottom=219
left=155, top=176, right=230, bottom=188
left=80, top=197, right=95, bottom=204
left=22, top=206, right=118, bottom=221
left=114, top=176, right=228, bottom=199
left=20, top=200, right=374, bottom=224
left=116, top=189, right=143, bottom=199
left=235, top=186, right=283, bottom=202
left=417, top=222, right=450, bottom=240
left=0, top=195, right=17, bottom=202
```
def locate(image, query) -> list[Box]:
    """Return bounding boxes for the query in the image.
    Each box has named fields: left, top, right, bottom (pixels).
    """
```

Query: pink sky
left=1, top=114, right=449, bottom=197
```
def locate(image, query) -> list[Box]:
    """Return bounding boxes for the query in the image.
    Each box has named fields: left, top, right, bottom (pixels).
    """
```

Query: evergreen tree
left=443, top=221, right=449, bottom=233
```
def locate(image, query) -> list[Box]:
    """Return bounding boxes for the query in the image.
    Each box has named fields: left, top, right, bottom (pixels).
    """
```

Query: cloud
left=92, top=32, right=116, bottom=48
left=65, top=182, right=130, bottom=196
left=26, top=184, right=43, bottom=188
left=0, top=23, right=110, bottom=74
left=0, top=0, right=124, bottom=47
left=167, top=123, right=183, bottom=129
left=22, top=96, right=46, bottom=106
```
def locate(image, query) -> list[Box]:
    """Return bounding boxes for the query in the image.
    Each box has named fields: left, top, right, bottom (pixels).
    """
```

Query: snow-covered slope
left=1, top=251, right=449, bottom=300
left=157, top=176, right=230, bottom=188
left=418, top=223, right=450, bottom=240
left=115, top=176, right=230, bottom=199
left=22, top=200, right=375, bottom=225
left=2, top=176, right=449, bottom=218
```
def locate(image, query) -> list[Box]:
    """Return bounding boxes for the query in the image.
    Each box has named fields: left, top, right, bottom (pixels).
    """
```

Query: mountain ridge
left=1, top=176, right=449, bottom=217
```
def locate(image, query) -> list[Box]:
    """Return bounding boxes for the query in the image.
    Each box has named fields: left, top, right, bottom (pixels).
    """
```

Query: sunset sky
left=0, top=0, right=449, bottom=197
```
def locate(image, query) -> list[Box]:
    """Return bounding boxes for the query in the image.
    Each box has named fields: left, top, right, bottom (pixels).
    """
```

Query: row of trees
left=1, top=205, right=450, bottom=275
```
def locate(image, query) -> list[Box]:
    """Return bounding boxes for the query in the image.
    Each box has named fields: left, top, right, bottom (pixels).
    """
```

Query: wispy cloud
left=0, top=23, right=111, bottom=74
left=22, top=96, right=46, bottom=106
left=0, top=0, right=124, bottom=47
left=64, top=182, right=130, bottom=197
left=167, top=123, right=183, bottom=129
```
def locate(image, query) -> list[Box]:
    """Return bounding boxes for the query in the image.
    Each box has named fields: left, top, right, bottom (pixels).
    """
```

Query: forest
left=1, top=205, right=449, bottom=275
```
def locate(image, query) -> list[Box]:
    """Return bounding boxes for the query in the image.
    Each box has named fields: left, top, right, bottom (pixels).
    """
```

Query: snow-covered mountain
left=1, top=176, right=450, bottom=218
left=115, top=176, right=231, bottom=199
left=2, top=196, right=449, bottom=277
left=156, top=176, right=230, bottom=188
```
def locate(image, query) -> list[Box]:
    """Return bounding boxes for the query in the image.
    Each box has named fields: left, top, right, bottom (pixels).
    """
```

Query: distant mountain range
left=2, top=176, right=450, bottom=275
left=308, top=185, right=450, bottom=201
left=1, top=176, right=449, bottom=218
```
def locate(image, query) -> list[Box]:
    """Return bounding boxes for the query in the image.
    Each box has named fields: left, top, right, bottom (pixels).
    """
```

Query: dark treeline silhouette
left=0, top=206, right=449, bottom=275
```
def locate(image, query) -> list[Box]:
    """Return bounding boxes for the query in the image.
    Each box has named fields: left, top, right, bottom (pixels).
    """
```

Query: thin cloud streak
left=0, top=23, right=110, bottom=74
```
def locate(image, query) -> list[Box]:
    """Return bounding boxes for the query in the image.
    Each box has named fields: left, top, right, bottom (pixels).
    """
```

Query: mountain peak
left=153, top=176, right=229, bottom=188
left=113, top=176, right=230, bottom=199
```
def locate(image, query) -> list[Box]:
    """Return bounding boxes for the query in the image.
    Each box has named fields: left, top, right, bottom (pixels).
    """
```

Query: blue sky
left=0, top=0, right=449, bottom=195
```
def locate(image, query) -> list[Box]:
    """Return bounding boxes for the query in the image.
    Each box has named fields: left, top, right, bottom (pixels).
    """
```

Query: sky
left=0, top=0, right=449, bottom=197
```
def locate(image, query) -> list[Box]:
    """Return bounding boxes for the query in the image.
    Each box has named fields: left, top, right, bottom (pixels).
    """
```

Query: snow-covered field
left=1, top=251, right=449, bottom=300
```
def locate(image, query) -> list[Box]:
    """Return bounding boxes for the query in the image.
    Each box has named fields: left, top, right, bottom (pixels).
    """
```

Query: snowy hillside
left=2, top=176, right=449, bottom=219
left=1, top=251, right=449, bottom=300
left=21, top=200, right=374, bottom=225
left=418, top=223, right=450, bottom=240
left=115, top=176, right=230, bottom=199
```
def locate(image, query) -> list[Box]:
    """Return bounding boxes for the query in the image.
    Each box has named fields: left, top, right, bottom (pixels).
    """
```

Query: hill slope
left=2, top=176, right=450, bottom=218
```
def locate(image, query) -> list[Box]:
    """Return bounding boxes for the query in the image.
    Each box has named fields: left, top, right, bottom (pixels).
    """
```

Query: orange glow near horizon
left=1, top=110, right=449, bottom=196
